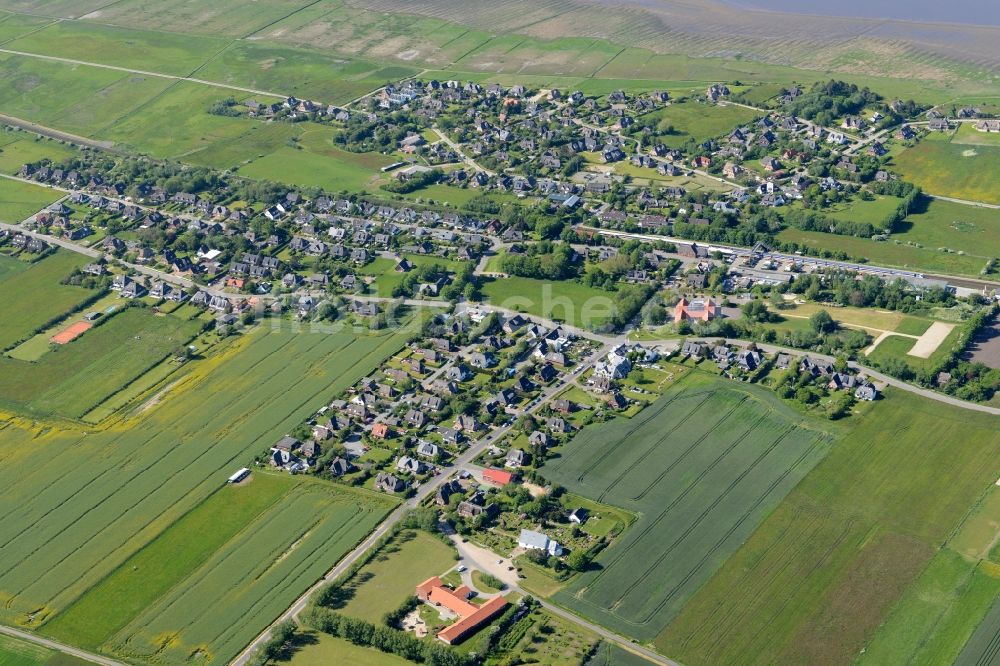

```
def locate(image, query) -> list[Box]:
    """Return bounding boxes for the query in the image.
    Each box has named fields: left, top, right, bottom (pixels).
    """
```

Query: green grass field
left=780, top=197, right=1000, bottom=277
left=0, top=176, right=61, bottom=224
left=542, top=372, right=833, bottom=641
left=893, top=133, right=1000, bottom=205
left=777, top=228, right=989, bottom=277
left=859, top=552, right=1000, bottom=665
left=0, top=250, right=92, bottom=351
left=98, top=82, right=270, bottom=159
left=821, top=194, right=902, bottom=226
left=480, top=276, right=617, bottom=330
left=0, top=322, right=410, bottom=664
left=194, top=42, right=418, bottom=104
left=0, top=136, right=77, bottom=173
left=639, top=100, right=759, bottom=147
left=334, top=530, right=455, bottom=623
left=0, top=307, right=202, bottom=418
left=287, top=632, right=412, bottom=666
left=658, top=389, right=1000, bottom=665
left=6, top=21, right=229, bottom=77
left=237, top=125, right=392, bottom=192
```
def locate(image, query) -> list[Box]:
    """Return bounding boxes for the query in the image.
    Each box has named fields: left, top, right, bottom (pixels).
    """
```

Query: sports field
left=658, top=389, right=1000, bottom=665
left=0, top=323, right=409, bottom=664
left=542, top=372, right=833, bottom=641
left=0, top=307, right=202, bottom=418
left=0, top=250, right=93, bottom=351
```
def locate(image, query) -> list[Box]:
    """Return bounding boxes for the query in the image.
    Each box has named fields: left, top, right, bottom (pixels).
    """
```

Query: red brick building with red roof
left=415, top=576, right=509, bottom=645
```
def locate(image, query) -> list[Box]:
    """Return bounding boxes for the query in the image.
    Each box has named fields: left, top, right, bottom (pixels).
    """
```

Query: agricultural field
left=0, top=250, right=93, bottom=351
left=893, top=132, right=1000, bottom=205
left=956, top=594, right=1000, bottom=666
left=542, top=372, right=834, bottom=641
left=859, top=552, right=1000, bottom=663
left=331, top=529, right=456, bottom=623
left=0, top=322, right=410, bottom=664
left=658, top=389, right=1000, bottom=665
left=480, top=276, right=618, bottom=330
left=0, top=307, right=203, bottom=418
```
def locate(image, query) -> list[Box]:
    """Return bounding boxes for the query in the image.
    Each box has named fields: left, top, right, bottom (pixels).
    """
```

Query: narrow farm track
left=0, top=624, right=123, bottom=666
left=0, top=47, right=291, bottom=99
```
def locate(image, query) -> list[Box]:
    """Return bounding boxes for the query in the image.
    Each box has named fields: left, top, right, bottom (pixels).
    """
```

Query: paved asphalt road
left=231, top=343, right=611, bottom=665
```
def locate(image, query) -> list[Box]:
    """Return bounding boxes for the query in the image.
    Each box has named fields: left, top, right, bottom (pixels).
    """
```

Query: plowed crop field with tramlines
left=543, top=372, right=833, bottom=640
left=0, top=323, right=407, bottom=664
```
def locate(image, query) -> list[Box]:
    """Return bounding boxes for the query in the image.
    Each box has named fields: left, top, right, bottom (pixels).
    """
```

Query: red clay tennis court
left=50, top=321, right=92, bottom=345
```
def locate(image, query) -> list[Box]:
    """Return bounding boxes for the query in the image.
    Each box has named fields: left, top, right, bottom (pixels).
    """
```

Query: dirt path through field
left=908, top=321, right=956, bottom=358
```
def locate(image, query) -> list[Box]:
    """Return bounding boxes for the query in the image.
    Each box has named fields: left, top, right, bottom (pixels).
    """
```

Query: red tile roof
left=415, top=577, right=509, bottom=644
left=482, top=468, right=515, bottom=486
left=437, top=596, right=508, bottom=645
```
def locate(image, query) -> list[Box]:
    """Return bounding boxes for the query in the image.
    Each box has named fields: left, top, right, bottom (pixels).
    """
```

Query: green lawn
left=335, top=530, right=456, bottom=623
left=821, top=194, right=902, bottom=227
left=238, top=126, right=392, bottom=192
left=286, top=632, right=412, bottom=666
left=658, top=389, right=1000, bottom=665
left=638, top=100, right=759, bottom=147
left=0, top=176, right=61, bottom=224
left=480, top=276, right=617, bottom=330
left=0, top=136, right=77, bottom=173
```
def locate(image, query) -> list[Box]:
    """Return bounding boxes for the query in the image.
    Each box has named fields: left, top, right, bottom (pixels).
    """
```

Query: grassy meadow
left=331, top=530, right=455, bottom=623
left=542, top=372, right=833, bottom=641
left=480, top=276, right=618, bottom=330
left=0, top=250, right=93, bottom=351
left=893, top=132, right=1000, bottom=205
left=0, top=176, right=61, bottom=223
